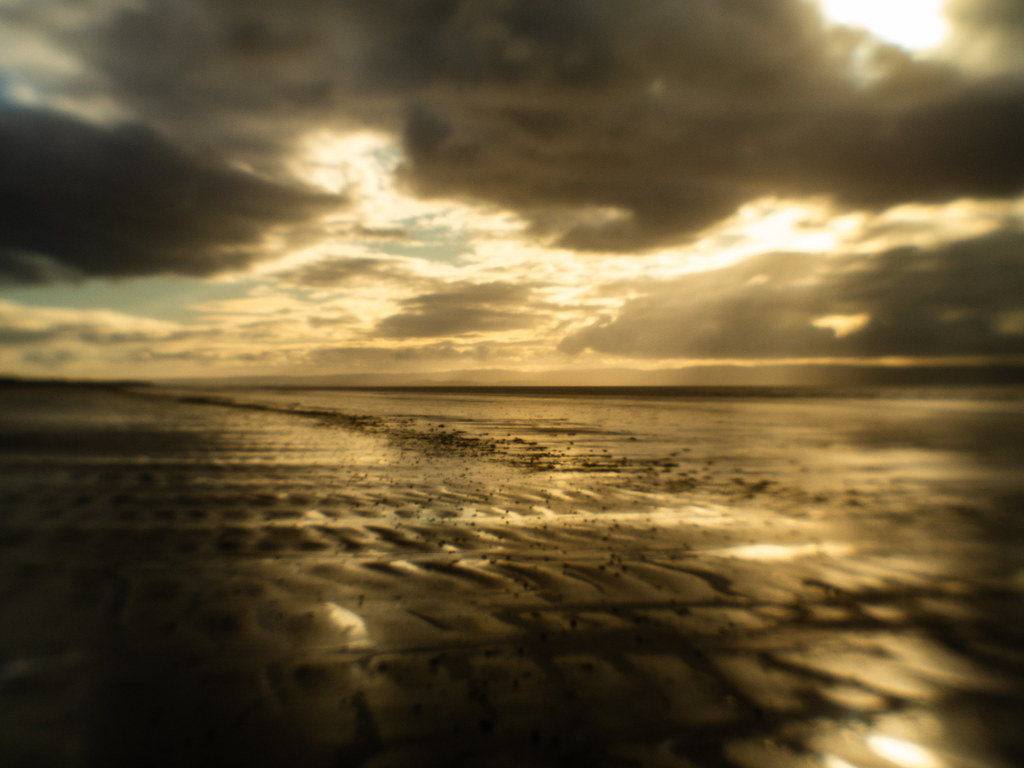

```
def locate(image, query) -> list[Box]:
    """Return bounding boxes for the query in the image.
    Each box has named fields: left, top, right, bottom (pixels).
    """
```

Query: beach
left=1, top=383, right=1022, bottom=767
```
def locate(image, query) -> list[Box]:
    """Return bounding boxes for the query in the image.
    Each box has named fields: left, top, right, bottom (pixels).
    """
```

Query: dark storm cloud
left=126, top=349, right=219, bottom=363
left=277, top=257, right=418, bottom=288
left=946, top=0, right=1024, bottom=73
left=0, top=326, right=160, bottom=346
left=349, top=225, right=409, bottom=241
left=373, top=281, right=543, bottom=338
left=308, top=341, right=493, bottom=367
left=0, top=315, right=208, bottom=348
left=21, top=349, right=76, bottom=368
left=67, top=0, right=429, bottom=159
left=393, top=1, right=1024, bottom=249
left=11, top=0, right=1018, bottom=257
left=0, top=107, right=339, bottom=283
left=398, top=15, right=1024, bottom=250
left=1, top=0, right=1021, bottom=280
left=559, top=232, right=1024, bottom=359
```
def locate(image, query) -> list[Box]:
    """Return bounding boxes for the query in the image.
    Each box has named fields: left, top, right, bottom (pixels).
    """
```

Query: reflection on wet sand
left=0, top=384, right=1022, bottom=767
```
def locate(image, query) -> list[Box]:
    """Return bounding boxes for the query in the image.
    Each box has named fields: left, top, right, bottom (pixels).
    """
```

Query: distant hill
left=0, top=375, right=152, bottom=388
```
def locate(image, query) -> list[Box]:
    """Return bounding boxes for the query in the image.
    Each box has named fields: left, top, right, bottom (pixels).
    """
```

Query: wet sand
left=1, top=384, right=1022, bottom=767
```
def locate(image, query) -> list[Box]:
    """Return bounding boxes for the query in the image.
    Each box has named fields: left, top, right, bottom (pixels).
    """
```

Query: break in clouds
left=1, top=0, right=1024, bottom=372
left=560, top=231, right=1024, bottom=360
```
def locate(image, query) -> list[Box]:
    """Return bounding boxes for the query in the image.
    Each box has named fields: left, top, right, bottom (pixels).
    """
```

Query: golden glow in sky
left=820, top=0, right=948, bottom=51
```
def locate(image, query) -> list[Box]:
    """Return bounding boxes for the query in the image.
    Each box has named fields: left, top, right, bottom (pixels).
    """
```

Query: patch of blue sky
left=0, top=76, right=17, bottom=105
left=370, top=224, right=475, bottom=264
left=0, top=276, right=258, bottom=323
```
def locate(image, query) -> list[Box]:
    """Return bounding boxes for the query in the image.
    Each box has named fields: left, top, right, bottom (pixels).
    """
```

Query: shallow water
left=1, top=383, right=1022, bottom=767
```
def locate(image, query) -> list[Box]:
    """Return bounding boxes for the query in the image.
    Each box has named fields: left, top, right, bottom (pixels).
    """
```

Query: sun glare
left=293, top=130, right=397, bottom=196
left=812, top=313, right=871, bottom=339
left=819, top=0, right=948, bottom=51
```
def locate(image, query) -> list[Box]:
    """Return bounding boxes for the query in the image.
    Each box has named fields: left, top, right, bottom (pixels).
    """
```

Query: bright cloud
left=819, top=0, right=949, bottom=52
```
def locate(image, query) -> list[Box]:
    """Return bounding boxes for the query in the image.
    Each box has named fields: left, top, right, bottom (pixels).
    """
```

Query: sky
left=1, top=0, right=1023, bottom=383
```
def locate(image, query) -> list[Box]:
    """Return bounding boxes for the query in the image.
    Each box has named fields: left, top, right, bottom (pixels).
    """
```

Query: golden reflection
left=710, top=541, right=856, bottom=561
left=868, top=735, right=943, bottom=768
left=324, top=603, right=371, bottom=648
left=824, top=756, right=860, bottom=768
